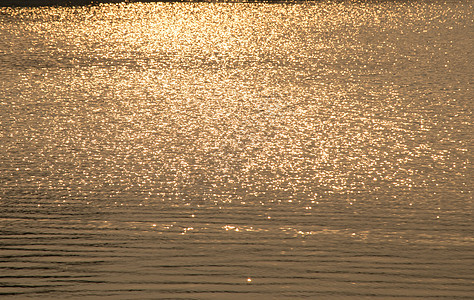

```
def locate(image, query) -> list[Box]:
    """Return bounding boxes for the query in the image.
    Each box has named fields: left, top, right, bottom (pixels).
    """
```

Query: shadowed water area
left=0, top=1, right=473, bottom=299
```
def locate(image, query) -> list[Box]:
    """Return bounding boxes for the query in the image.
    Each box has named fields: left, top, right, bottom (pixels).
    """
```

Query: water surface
left=0, top=1, right=472, bottom=299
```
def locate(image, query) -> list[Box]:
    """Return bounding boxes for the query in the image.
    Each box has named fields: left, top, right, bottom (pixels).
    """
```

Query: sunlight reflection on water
left=0, top=1, right=472, bottom=298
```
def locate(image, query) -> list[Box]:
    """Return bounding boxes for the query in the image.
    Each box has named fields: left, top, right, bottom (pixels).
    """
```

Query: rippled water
left=0, top=1, right=473, bottom=299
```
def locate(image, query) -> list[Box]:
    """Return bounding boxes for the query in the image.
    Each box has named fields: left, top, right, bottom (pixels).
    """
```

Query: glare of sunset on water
left=0, top=1, right=472, bottom=299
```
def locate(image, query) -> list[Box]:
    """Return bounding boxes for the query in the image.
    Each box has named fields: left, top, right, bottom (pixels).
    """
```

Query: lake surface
left=0, top=1, right=472, bottom=299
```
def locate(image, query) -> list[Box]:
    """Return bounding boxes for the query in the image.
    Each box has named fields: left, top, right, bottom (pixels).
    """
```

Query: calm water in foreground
left=0, top=1, right=472, bottom=299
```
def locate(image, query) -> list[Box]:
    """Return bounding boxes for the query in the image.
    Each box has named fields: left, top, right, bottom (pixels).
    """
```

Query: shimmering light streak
left=0, top=1, right=472, bottom=299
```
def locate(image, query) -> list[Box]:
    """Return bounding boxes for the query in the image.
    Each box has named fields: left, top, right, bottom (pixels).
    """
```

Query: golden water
left=0, top=1, right=472, bottom=299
